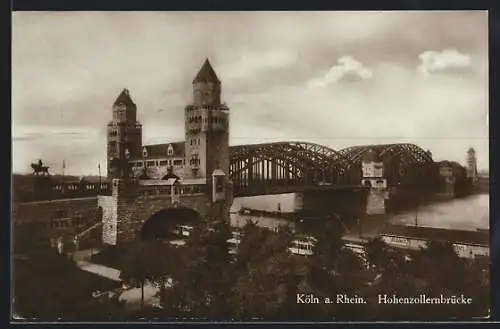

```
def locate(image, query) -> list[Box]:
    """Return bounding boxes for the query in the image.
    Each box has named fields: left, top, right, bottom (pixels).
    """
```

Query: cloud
left=13, top=126, right=100, bottom=141
left=11, top=12, right=488, bottom=174
left=220, top=51, right=298, bottom=81
left=418, top=49, right=472, bottom=75
left=224, top=62, right=488, bottom=171
left=307, top=56, right=373, bottom=89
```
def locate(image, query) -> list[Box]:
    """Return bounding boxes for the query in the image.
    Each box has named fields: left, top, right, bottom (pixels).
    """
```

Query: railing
left=138, top=183, right=207, bottom=197
left=16, top=181, right=112, bottom=202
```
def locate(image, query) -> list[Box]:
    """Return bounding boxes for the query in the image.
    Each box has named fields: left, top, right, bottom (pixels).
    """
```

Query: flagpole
left=62, top=159, right=66, bottom=176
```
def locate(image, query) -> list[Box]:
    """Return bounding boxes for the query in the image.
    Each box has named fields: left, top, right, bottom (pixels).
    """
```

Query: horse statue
left=31, top=159, right=50, bottom=176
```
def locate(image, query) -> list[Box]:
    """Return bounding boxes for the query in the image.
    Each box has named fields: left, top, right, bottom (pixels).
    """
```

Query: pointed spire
left=114, top=88, right=136, bottom=107
left=193, top=59, right=221, bottom=84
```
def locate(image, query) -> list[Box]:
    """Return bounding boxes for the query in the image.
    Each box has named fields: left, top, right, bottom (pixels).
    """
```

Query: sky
left=12, top=11, right=489, bottom=175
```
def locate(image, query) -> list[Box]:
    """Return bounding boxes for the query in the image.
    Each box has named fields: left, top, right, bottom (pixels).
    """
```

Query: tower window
left=109, top=141, right=117, bottom=157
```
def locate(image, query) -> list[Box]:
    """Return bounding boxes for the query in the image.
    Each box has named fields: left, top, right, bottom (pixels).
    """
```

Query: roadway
left=234, top=184, right=368, bottom=197
left=73, top=249, right=161, bottom=309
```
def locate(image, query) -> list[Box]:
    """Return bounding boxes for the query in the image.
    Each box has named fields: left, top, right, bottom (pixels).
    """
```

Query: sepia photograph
left=11, top=11, right=490, bottom=321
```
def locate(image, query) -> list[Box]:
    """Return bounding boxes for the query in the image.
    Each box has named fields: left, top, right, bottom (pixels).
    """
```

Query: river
left=230, top=193, right=490, bottom=237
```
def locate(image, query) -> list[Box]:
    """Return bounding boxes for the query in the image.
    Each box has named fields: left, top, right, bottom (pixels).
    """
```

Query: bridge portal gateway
left=99, top=171, right=233, bottom=245
left=100, top=59, right=233, bottom=245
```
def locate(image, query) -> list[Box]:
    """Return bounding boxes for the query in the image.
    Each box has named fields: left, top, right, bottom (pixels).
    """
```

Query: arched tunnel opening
left=139, top=207, right=201, bottom=240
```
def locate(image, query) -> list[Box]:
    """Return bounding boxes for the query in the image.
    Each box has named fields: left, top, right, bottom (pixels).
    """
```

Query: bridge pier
left=296, top=188, right=368, bottom=219
left=366, top=190, right=388, bottom=215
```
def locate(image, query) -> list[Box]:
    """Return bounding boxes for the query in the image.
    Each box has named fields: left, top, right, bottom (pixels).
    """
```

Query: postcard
left=12, top=11, right=490, bottom=321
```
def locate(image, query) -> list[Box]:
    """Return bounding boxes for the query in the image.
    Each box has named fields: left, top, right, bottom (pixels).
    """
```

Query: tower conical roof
left=193, top=59, right=221, bottom=84
left=114, top=88, right=136, bottom=107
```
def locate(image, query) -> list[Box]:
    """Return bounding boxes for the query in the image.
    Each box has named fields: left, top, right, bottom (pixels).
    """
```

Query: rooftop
left=131, top=142, right=185, bottom=160
left=193, top=59, right=221, bottom=84
left=114, top=88, right=136, bottom=108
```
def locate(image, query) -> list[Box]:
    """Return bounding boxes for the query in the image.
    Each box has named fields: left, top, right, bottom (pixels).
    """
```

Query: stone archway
left=139, top=207, right=201, bottom=240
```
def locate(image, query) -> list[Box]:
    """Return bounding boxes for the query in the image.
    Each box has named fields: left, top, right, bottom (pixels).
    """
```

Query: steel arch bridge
left=229, top=142, right=441, bottom=195
left=338, top=143, right=437, bottom=187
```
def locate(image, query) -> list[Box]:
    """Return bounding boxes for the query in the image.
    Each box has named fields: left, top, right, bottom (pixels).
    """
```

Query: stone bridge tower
left=466, top=147, right=478, bottom=183
left=361, top=149, right=389, bottom=215
left=184, top=59, right=230, bottom=185
left=99, top=61, right=233, bottom=245
left=107, top=89, right=143, bottom=179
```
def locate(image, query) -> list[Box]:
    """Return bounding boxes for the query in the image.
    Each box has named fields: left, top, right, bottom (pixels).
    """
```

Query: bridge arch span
left=338, top=143, right=436, bottom=186
left=99, top=191, right=213, bottom=244
left=230, top=141, right=348, bottom=191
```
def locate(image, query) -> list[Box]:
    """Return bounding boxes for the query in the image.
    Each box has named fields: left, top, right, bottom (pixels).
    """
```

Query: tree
left=13, top=250, right=125, bottom=320
left=416, top=240, right=464, bottom=292
left=231, top=223, right=305, bottom=320
left=13, top=224, right=51, bottom=255
left=307, top=218, right=343, bottom=297
left=119, top=240, right=175, bottom=310
left=160, top=220, right=234, bottom=318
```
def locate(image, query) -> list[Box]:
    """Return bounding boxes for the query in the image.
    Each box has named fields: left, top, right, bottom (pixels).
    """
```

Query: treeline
left=13, top=219, right=490, bottom=321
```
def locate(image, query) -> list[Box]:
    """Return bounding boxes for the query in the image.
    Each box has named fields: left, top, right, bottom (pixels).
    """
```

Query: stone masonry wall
left=13, top=197, right=99, bottom=226
left=98, top=195, right=117, bottom=245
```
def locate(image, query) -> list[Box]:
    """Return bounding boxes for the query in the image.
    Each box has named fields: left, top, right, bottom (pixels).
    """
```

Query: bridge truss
left=229, top=142, right=441, bottom=194
left=229, top=142, right=349, bottom=191
left=337, top=143, right=436, bottom=187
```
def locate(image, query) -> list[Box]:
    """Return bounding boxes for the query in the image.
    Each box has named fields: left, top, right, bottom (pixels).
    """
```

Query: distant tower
left=466, top=147, right=478, bottom=183
left=361, top=149, right=388, bottom=215
left=184, top=59, right=230, bottom=181
left=107, top=89, right=143, bottom=179
left=361, top=149, right=386, bottom=189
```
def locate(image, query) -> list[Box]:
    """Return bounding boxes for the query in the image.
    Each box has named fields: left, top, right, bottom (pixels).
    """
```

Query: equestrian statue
left=31, top=159, right=50, bottom=176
